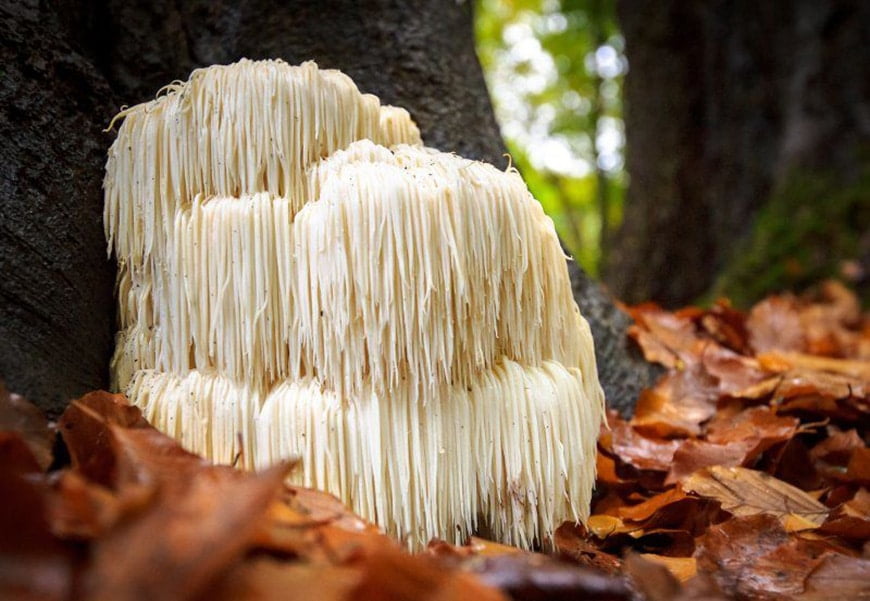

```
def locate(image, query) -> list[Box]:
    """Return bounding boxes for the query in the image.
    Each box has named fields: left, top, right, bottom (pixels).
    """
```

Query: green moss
left=712, top=168, right=870, bottom=308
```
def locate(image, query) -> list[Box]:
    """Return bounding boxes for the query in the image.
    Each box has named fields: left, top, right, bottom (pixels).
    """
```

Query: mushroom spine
left=105, top=58, right=605, bottom=549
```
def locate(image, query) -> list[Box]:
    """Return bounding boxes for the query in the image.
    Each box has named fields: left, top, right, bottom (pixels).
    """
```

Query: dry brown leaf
left=85, top=462, right=290, bottom=601
left=46, top=470, right=123, bottom=540
left=638, top=554, right=697, bottom=583
left=618, top=488, right=689, bottom=523
left=845, top=448, right=870, bottom=483
left=747, top=295, right=807, bottom=354
left=795, top=553, right=870, bottom=600
left=665, top=407, right=804, bottom=484
left=426, top=537, right=523, bottom=564
left=470, top=554, right=631, bottom=601
left=350, top=546, right=508, bottom=601
left=205, top=560, right=361, bottom=601
left=57, top=391, right=150, bottom=487
left=553, top=522, right=623, bottom=573
left=730, top=375, right=781, bottom=399
left=694, top=514, right=838, bottom=599
left=706, top=407, right=800, bottom=447
left=0, top=433, right=74, bottom=601
left=631, top=369, right=719, bottom=438
left=466, top=537, right=523, bottom=557
left=626, top=305, right=703, bottom=369
left=667, top=438, right=758, bottom=485
left=811, top=428, right=864, bottom=464
left=610, top=420, right=681, bottom=472
left=622, top=553, right=682, bottom=601
left=700, top=300, right=751, bottom=354
left=701, top=344, right=769, bottom=394
left=771, top=368, right=865, bottom=399
left=759, top=350, right=870, bottom=380
left=585, top=514, right=634, bottom=538
left=684, top=466, right=829, bottom=527
left=0, top=381, right=54, bottom=471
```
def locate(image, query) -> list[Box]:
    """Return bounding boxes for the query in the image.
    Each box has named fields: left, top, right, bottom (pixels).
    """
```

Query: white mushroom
left=105, top=59, right=605, bottom=549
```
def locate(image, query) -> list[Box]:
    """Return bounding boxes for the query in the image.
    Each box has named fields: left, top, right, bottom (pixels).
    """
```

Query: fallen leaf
left=84, top=460, right=290, bottom=601
left=700, top=300, right=751, bottom=354
left=730, top=375, right=781, bottom=400
left=684, top=466, right=829, bottom=527
left=778, top=393, right=869, bottom=423
left=618, top=488, right=689, bottom=523
left=627, top=306, right=703, bottom=369
left=206, top=560, right=361, bottom=601
left=585, top=514, right=634, bottom=538
left=622, top=553, right=681, bottom=601
left=747, top=295, right=806, bottom=354
left=46, top=470, right=123, bottom=540
left=470, top=554, right=631, bottom=601
left=818, top=515, right=870, bottom=542
left=771, top=369, right=865, bottom=399
left=467, top=537, right=523, bottom=557
left=0, top=382, right=54, bottom=471
left=637, top=554, right=697, bottom=583
left=667, top=438, right=758, bottom=484
left=759, top=351, right=870, bottom=381
left=610, top=420, right=681, bottom=472
left=706, top=407, right=800, bottom=448
left=845, top=448, right=870, bottom=485
left=796, top=553, right=870, bottom=600
left=811, top=428, right=864, bottom=469
left=664, top=407, right=804, bottom=483
left=553, top=522, right=622, bottom=574
left=694, top=514, right=833, bottom=599
left=761, top=437, right=823, bottom=491
left=57, top=391, right=149, bottom=487
left=701, top=344, right=768, bottom=394
left=253, top=484, right=386, bottom=563
left=631, top=369, right=719, bottom=438
left=350, top=545, right=508, bottom=601
left=0, top=434, right=73, bottom=601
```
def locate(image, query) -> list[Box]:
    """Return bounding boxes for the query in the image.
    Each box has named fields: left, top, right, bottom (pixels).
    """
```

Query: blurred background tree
left=476, top=0, right=623, bottom=275
left=477, top=0, right=870, bottom=308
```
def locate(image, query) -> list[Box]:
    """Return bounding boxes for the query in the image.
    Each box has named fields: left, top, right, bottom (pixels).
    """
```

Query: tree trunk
left=1, top=0, right=654, bottom=416
left=608, top=0, right=870, bottom=307
left=0, top=2, right=118, bottom=416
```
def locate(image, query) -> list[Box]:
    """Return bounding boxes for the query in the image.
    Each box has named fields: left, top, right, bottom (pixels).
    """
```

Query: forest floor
left=2, top=280, right=868, bottom=600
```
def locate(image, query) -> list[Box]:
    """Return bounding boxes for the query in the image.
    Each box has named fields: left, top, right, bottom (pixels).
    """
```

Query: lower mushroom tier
left=125, top=358, right=603, bottom=549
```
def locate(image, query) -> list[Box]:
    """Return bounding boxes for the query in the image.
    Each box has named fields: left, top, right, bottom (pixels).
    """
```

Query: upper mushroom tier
left=104, top=59, right=421, bottom=264
left=110, top=140, right=592, bottom=398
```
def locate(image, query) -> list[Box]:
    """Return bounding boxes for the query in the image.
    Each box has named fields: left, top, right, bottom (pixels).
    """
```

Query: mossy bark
left=713, top=168, right=870, bottom=308
left=609, top=0, right=870, bottom=307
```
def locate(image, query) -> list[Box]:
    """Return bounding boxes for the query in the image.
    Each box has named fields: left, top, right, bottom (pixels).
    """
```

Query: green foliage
left=713, top=169, right=870, bottom=308
left=475, top=0, right=625, bottom=275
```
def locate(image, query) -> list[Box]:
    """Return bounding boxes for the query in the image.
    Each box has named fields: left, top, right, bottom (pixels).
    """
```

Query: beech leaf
left=684, top=466, right=829, bottom=527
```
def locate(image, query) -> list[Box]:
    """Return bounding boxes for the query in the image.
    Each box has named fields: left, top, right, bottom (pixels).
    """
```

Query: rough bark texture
left=0, top=2, right=117, bottom=415
left=69, top=0, right=507, bottom=168
left=568, top=263, right=662, bottom=416
left=2, top=0, right=653, bottom=416
left=608, top=0, right=870, bottom=307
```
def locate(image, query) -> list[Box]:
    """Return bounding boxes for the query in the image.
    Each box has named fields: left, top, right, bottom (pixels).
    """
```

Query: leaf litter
left=1, top=280, right=867, bottom=600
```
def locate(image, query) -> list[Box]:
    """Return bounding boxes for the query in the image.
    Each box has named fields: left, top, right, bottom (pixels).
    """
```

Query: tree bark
left=608, top=0, right=870, bottom=307
left=2, top=0, right=654, bottom=416
left=0, top=2, right=118, bottom=416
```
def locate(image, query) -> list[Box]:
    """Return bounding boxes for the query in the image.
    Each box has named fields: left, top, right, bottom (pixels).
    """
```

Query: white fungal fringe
left=104, top=59, right=421, bottom=264
left=104, top=59, right=605, bottom=550
left=127, top=358, right=600, bottom=549
left=112, top=142, right=593, bottom=402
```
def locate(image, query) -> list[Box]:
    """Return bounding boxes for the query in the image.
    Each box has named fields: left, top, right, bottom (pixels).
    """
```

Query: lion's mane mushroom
left=104, top=59, right=605, bottom=549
